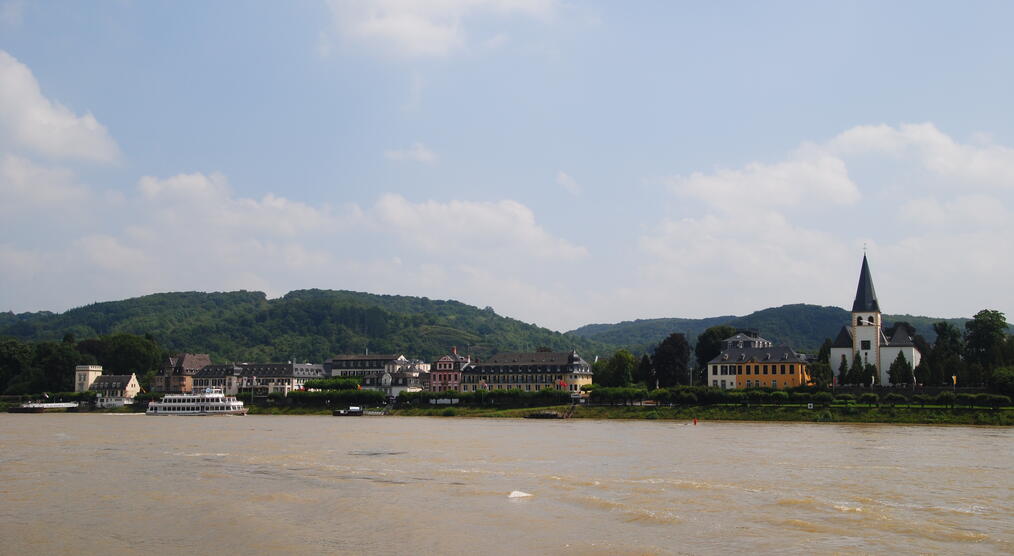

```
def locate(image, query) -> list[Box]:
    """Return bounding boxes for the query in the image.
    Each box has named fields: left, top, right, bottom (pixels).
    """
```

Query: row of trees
left=0, top=334, right=164, bottom=394
left=586, top=385, right=1011, bottom=408
left=592, top=333, right=693, bottom=389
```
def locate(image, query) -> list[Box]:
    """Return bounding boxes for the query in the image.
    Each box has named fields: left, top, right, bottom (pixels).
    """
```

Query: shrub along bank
left=397, top=388, right=572, bottom=409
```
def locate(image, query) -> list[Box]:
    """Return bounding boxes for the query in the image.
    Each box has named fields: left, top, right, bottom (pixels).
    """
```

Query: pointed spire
left=851, top=254, right=880, bottom=312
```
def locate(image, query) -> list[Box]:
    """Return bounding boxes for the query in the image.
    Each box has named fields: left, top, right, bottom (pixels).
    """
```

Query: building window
left=861, top=340, right=871, bottom=350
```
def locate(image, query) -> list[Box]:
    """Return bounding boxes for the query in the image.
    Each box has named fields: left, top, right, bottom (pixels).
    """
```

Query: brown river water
left=0, top=414, right=1011, bottom=555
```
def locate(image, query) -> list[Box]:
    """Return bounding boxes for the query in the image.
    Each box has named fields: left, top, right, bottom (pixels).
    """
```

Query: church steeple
left=851, top=254, right=880, bottom=313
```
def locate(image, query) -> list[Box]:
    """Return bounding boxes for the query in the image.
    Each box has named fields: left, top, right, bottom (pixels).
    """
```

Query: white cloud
left=0, top=167, right=591, bottom=329
left=137, top=172, right=333, bottom=238
left=900, top=195, right=1010, bottom=230
left=0, top=50, right=119, bottom=163
left=384, top=142, right=436, bottom=164
left=636, top=122, right=1014, bottom=321
left=0, top=154, right=85, bottom=210
left=556, top=170, right=581, bottom=195
left=665, top=146, right=860, bottom=213
left=828, top=122, right=1014, bottom=188
left=326, top=0, right=556, bottom=58
left=372, top=193, right=587, bottom=261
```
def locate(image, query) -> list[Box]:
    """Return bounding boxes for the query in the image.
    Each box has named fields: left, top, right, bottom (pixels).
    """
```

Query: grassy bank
left=390, top=404, right=1014, bottom=425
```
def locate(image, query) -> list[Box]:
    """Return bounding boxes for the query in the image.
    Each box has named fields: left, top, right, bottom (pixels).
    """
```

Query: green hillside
left=0, top=290, right=611, bottom=363
left=568, top=304, right=981, bottom=352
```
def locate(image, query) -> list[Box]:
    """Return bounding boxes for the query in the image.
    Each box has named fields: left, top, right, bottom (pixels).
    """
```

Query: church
left=829, top=255, right=922, bottom=385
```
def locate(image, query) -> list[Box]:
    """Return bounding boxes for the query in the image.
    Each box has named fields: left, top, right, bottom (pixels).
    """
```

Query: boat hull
left=146, top=409, right=248, bottom=416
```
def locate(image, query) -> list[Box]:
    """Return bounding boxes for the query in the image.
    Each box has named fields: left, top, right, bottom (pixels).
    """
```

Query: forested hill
left=567, top=304, right=980, bottom=352
left=0, top=290, right=611, bottom=363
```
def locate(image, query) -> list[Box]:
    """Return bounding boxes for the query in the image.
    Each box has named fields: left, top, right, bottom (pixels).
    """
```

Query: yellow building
left=707, top=332, right=811, bottom=389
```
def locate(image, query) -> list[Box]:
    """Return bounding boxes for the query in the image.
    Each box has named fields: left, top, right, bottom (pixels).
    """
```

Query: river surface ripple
left=1, top=414, right=1011, bottom=555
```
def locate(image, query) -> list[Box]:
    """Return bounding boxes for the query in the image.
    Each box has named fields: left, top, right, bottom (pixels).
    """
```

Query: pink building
left=428, top=347, right=470, bottom=392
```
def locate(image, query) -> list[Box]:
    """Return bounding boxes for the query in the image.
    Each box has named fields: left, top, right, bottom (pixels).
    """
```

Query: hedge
left=287, top=389, right=385, bottom=407
left=303, top=378, right=362, bottom=391
left=397, top=388, right=572, bottom=409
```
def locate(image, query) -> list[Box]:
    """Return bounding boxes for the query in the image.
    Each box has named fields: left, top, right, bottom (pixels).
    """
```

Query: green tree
left=990, top=366, right=1014, bottom=397
left=935, top=391, right=956, bottom=408
left=813, top=391, right=834, bottom=406
left=591, top=358, right=611, bottom=387
left=100, top=334, right=163, bottom=374
left=634, top=354, right=653, bottom=386
left=930, top=322, right=965, bottom=386
left=883, top=392, right=907, bottom=407
left=809, top=362, right=832, bottom=388
left=964, top=309, right=1009, bottom=383
left=653, top=333, right=691, bottom=388
left=846, top=352, right=864, bottom=385
left=956, top=393, right=977, bottom=408
left=864, top=363, right=879, bottom=386
left=604, top=349, right=637, bottom=387
left=0, top=338, right=34, bottom=393
left=32, top=341, right=85, bottom=392
left=817, top=338, right=832, bottom=364
left=887, top=352, right=913, bottom=385
left=837, top=354, right=849, bottom=386
left=694, top=325, right=736, bottom=374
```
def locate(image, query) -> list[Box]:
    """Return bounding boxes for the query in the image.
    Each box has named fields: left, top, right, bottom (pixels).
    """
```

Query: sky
left=1, top=1, right=1013, bottom=332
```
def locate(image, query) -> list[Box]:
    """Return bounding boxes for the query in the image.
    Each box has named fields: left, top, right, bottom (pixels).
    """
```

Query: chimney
left=451, top=346, right=457, bottom=355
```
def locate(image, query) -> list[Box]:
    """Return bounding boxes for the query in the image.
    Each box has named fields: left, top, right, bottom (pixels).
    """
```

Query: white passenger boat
left=146, top=388, right=248, bottom=415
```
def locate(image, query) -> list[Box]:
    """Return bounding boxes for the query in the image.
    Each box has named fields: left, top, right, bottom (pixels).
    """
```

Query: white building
left=324, top=354, right=408, bottom=378
left=74, top=365, right=104, bottom=392
left=91, top=373, right=142, bottom=407
left=829, top=255, right=922, bottom=385
left=192, top=362, right=324, bottom=396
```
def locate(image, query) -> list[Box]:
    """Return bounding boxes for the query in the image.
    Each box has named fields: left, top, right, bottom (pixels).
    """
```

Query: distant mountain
left=0, top=290, right=612, bottom=363
left=567, top=304, right=980, bottom=353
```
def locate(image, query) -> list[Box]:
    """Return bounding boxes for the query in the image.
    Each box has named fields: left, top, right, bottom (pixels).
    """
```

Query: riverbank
left=389, top=404, right=1014, bottom=425
left=11, top=402, right=1010, bottom=425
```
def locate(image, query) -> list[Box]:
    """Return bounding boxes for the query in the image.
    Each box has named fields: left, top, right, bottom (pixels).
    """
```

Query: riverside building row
left=150, top=348, right=594, bottom=396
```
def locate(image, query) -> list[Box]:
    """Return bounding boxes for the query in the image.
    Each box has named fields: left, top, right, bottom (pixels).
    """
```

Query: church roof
left=830, top=326, right=853, bottom=348
left=851, top=254, right=881, bottom=313
left=887, top=328, right=916, bottom=347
